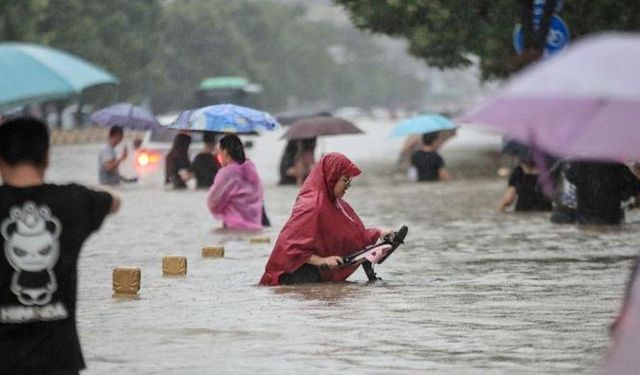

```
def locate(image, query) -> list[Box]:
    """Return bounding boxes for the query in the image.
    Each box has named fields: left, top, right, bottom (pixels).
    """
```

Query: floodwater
left=45, top=119, right=638, bottom=374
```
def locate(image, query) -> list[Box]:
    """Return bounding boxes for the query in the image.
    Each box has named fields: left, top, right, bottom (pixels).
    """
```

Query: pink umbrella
left=458, top=32, right=640, bottom=162
left=602, top=264, right=640, bottom=374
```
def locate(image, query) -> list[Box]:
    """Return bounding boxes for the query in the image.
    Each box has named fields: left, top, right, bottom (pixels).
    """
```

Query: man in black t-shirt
left=410, top=132, right=450, bottom=182
left=498, top=161, right=552, bottom=212
left=566, top=161, right=640, bottom=225
left=0, top=118, right=120, bottom=374
left=190, top=132, right=220, bottom=189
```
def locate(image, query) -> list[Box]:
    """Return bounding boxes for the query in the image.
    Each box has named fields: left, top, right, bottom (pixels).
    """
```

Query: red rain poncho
left=260, top=153, right=380, bottom=285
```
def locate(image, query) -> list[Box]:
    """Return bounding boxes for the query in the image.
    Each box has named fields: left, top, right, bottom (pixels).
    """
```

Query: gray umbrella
left=280, top=117, right=363, bottom=140
left=90, top=103, right=160, bottom=130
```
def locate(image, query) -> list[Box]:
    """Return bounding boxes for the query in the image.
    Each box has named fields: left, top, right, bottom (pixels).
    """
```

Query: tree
left=335, top=0, right=640, bottom=80
left=154, top=0, right=338, bottom=111
left=1, top=0, right=163, bottom=109
left=2, top=0, right=429, bottom=116
left=37, top=0, right=164, bottom=103
left=0, top=0, right=48, bottom=41
left=154, top=0, right=426, bottom=112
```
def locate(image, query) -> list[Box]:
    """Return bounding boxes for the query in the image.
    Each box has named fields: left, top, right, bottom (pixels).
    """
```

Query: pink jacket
left=207, top=160, right=264, bottom=230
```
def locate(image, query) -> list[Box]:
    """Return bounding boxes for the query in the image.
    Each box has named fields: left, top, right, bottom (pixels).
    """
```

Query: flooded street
left=47, top=121, right=638, bottom=374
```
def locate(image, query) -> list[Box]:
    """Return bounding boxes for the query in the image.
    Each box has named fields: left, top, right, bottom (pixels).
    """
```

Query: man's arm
left=104, top=147, right=128, bottom=172
left=109, top=193, right=121, bottom=214
left=439, top=168, right=451, bottom=181
left=498, top=187, right=517, bottom=212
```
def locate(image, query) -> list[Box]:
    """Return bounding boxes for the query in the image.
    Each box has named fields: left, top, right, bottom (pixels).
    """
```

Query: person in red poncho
left=260, top=152, right=391, bottom=285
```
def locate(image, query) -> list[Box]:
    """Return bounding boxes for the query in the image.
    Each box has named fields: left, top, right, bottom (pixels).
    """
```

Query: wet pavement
left=45, top=119, right=638, bottom=374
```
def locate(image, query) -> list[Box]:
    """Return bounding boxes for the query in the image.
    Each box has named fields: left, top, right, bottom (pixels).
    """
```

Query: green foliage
left=1, top=0, right=163, bottom=103
left=155, top=0, right=338, bottom=111
left=336, top=0, right=640, bottom=80
left=0, top=0, right=49, bottom=41
left=153, top=0, right=426, bottom=111
left=0, top=0, right=427, bottom=113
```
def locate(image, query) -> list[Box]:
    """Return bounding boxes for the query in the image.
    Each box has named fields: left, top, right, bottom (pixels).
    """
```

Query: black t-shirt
left=0, top=183, right=112, bottom=374
left=411, top=150, right=444, bottom=181
left=508, top=166, right=552, bottom=212
left=566, top=161, right=640, bottom=225
left=191, top=152, right=220, bottom=189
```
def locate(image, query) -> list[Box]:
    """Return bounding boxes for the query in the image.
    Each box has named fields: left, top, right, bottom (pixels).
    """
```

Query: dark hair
left=203, top=132, right=217, bottom=145
left=301, top=137, right=316, bottom=151
left=284, top=140, right=298, bottom=156
left=219, top=134, right=246, bottom=164
left=519, top=154, right=535, bottom=166
left=422, top=131, right=439, bottom=145
left=169, top=133, right=191, bottom=157
left=109, top=125, right=124, bottom=137
left=0, top=117, right=49, bottom=168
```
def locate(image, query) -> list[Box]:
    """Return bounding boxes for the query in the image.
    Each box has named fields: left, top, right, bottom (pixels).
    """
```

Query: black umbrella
left=275, top=110, right=332, bottom=126
left=280, top=117, right=363, bottom=140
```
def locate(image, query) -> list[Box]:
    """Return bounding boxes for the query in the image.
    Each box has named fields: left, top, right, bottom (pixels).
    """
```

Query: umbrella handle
left=528, top=131, right=556, bottom=198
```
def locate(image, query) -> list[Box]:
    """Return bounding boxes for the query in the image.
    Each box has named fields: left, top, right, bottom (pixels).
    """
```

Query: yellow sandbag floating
left=162, top=256, right=187, bottom=276
left=249, top=236, right=270, bottom=244
left=112, top=266, right=141, bottom=298
left=202, top=246, right=224, bottom=258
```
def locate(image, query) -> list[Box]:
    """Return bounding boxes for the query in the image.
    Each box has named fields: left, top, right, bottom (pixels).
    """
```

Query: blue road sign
left=513, top=14, right=570, bottom=57
left=532, top=0, right=563, bottom=30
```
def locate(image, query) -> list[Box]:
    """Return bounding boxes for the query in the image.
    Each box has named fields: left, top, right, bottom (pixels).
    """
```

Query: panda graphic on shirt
left=1, top=201, right=61, bottom=306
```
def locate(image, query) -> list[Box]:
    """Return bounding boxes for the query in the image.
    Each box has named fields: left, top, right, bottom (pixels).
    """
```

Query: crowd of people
left=496, top=148, right=640, bottom=226
left=87, top=123, right=640, bottom=294
left=402, top=130, right=640, bottom=226
left=2, top=117, right=640, bottom=373
left=0, top=117, right=389, bottom=373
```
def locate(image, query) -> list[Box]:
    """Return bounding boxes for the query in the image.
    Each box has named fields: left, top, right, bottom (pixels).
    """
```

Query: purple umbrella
left=90, top=103, right=161, bottom=130
left=602, top=263, right=640, bottom=374
left=280, top=117, right=363, bottom=140
left=458, top=32, right=640, bottom=162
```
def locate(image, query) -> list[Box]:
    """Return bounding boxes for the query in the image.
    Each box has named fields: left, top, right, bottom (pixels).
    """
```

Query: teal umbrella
left=391, top=114, right=456, bottom=137
left=0, top=43, right=118, bottom=110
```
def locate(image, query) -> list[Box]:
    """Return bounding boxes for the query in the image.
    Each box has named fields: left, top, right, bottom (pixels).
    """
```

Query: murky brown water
left=44, top=121, right=637, bottom=374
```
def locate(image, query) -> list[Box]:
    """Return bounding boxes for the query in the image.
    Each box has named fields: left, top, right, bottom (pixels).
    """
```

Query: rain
left=2, top=1, right=640, bottom=374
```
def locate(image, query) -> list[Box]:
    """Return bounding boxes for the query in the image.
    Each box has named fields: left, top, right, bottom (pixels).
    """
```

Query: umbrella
left=90, top=103, right=160, bottom=130
left=0, top=43, right=117, bottom=110
left=275, top=110, right=332, bottom=126
left=199, top=76, right=250, bottom=91
left=168, top=104, right=278, bottom=134
left=391, top=114, right=456, bottom=137
left=280, top=117, right=363, bottom=140
left=458, top=32, right=640, bottom=162
left=602, top=261, right=640, bottom=374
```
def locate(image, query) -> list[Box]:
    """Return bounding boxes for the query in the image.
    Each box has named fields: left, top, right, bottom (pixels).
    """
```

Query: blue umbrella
left=168, top=104, right=279, bottom=134
left=391, top=114, right=456, bottom=137
left=90, top=103, right=160, bottom=130
left=0, top=43, right=117, bottom=110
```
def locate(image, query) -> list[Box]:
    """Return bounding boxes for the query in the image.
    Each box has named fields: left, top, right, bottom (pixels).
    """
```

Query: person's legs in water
left=262, top=203, right=271, bottom=227
left=279, top=262, right=381, bottom=284
left=550, top=204, right=576, bottom=224
left=279, top=264, right=322, bottom=284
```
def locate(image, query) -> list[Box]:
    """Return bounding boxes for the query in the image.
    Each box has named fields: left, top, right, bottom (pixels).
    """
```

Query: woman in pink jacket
left=207, top=135, right=264, bottom=230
